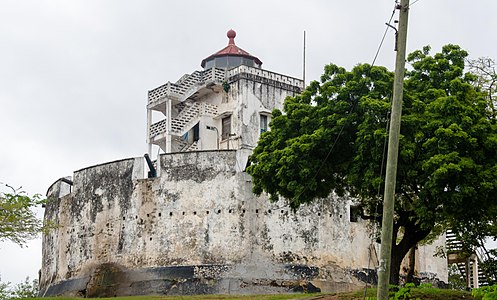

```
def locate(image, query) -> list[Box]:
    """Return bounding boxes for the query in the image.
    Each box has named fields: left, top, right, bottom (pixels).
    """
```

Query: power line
left=371, top=1, right=398, bottom=67
left=290, top=1, right=401, bottom=205
left=408, top=0, right=421, bottom=8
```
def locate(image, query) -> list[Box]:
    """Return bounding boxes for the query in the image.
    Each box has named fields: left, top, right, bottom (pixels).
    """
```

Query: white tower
left=146, top=30, right=304, bottom=164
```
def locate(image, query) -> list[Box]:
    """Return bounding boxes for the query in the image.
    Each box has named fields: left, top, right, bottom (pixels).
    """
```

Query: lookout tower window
left=222, top=116, right=231, bottom=140
left=193, top=123, right=200, bottom=142
left=350, top=205, right=362, bottom=222
left=260, top=115, right=268, bottom=134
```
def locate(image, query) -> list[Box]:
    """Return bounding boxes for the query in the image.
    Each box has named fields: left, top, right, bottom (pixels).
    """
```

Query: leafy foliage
left=0, top=279, right=10, bottom=300
left=362, top=283, right=472, bottom=300
left=473, top=285, right=497, bottom=300
left=247, top=44, right=497, bottom=283
left=447, top=264, right=466, bottom=290
left=467, top=57, right=497, bottom=116
left=0, top=276, right=38, bottom=300
left=481, top=249, right=497, bottom=285
left=0, top=184, right=46, bottom=247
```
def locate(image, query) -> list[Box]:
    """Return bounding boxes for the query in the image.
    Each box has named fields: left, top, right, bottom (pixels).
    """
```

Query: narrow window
left=350, top=205, right=362, bottom=222
left=193, top=122, right=200, bottom=142
left=222, top=116, right=231, bottom=140
left=260, top=115, right=268, bottom=134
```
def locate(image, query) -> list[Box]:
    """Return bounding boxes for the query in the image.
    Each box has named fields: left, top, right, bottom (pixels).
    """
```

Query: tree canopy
left=247, top=44, right=497, bottom=283
left=0, top=184, right=46, bottom=247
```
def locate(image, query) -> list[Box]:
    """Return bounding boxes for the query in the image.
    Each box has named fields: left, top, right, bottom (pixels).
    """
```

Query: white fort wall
left=41, top=150, right=446, bottom=297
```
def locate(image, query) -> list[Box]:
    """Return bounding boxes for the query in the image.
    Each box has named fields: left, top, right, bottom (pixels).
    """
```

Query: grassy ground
left=336, top=287, right=473, bottom=299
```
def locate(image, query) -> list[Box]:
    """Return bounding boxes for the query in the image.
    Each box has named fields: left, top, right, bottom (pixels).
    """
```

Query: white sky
left=1, top=0, right=496, bottom=285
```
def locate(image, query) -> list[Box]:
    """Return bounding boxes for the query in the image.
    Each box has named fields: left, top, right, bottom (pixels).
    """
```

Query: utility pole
left=377, top=0, right=410, bottom=299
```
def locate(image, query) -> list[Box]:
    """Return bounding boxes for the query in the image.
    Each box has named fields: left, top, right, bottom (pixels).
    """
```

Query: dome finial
left=227, top=29, right=236, bottom=45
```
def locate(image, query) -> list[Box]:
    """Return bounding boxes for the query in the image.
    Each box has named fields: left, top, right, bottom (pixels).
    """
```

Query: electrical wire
left=371, top=1, right=398, bottom=68
left=289, top=1, right=399, bottom=206
left=408, top=0, right=421, bottom=8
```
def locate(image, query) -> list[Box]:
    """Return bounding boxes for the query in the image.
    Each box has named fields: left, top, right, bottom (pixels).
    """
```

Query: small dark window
left=350, top=205, right=362, bottom=222
left=222, top=116, right=231, bottom=140
left=260, top=115, right=268, bottom=134
left=193, top=123, right=200, bottom=142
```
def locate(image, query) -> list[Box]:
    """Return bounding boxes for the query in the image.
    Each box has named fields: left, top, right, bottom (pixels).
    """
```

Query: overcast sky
left=1, top=0, right=496, bottom=285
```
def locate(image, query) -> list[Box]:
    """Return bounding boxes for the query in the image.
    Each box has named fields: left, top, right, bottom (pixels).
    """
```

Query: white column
left=472, top=255, right=479, bottom=288
left=147, top=108, right=152, bottom=156
left=166, top=98, right=172, bottom=153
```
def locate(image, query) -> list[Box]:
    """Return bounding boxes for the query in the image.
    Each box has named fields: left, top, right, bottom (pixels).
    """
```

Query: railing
left=202, top=67, right=225, bottom=83
left=148, top=68, right=226, bottom=107
left=446, top=230, right=493, bottom=288
left=226, top=65, right=304, bottom=89
left=148, top=83, right=182, bottom=107
left=148, top=65, right=304, bottom=108
left=149, top=102, right=219, bottom=140
left=149, top=118, right=168, bottom=139
left=203, top=103, right=218, bottom=115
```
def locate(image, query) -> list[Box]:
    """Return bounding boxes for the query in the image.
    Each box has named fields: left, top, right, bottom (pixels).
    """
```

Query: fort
left=40, top=30, right=446, bottom=297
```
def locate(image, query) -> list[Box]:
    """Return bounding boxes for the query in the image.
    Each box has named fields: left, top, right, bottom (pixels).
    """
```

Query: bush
left=0, top=276, right=38, bottom=300
left=472, top=285, right=497, bottom=300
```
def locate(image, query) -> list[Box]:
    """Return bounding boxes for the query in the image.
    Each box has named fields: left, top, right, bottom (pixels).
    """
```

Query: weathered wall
left=229, top=74, right=299, bottom=151
left=41, top=150, right=445, bottom=297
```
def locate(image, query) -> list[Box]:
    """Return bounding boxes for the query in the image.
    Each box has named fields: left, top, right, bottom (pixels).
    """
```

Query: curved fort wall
left=40, top=150, right=445, bottom=297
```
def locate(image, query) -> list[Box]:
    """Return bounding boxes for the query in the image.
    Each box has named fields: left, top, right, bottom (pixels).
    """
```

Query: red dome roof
left=201, top=29, right=262, bottom=68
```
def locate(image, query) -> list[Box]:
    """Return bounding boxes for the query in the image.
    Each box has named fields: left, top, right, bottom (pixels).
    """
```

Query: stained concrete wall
left=198, top=70, right=301, bottom=155
left=41, top=150, right=446, bottom=297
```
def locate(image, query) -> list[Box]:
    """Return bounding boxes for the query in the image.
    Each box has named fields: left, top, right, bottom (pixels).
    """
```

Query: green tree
left=247, top=44, right=497, bottom=284
left=0, top=183, right=46, bottom=246
left=0, top=276, right=38, bottom=300
left=467, top=57, right=497, bottom=116
left=0, top=277, right=10, bottom=300
left=10, top=277, right=38, bottom=299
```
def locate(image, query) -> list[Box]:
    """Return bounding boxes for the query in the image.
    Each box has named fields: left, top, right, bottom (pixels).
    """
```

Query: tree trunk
left=388, top=219, right=431, bottom=285
left=390, top=241, right=411, bottom=285
left=406, top=246, right=416, bottom=283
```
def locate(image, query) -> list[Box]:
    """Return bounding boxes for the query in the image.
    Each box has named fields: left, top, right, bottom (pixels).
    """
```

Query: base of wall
left=40, top=263, right=376, bottom=297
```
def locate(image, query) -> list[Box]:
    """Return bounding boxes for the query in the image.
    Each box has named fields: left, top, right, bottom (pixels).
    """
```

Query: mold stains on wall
left=41, top=151, right=446, bottom=297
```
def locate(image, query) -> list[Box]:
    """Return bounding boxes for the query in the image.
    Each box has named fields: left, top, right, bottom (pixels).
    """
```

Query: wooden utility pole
left=377, top=0, right=410, bottom=299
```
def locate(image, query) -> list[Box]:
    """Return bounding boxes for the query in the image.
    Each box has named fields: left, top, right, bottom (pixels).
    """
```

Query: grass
left=337, top=287, right=473, bottom=299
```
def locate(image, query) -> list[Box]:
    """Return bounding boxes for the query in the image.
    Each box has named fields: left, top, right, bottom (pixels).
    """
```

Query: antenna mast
left=303, top=30, right=306, bottom=86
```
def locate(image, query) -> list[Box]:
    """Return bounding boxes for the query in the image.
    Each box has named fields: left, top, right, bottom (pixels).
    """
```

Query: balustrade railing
left=148, top=68, right=226, bottom=107
left=149, top=102, right=219, bottom=140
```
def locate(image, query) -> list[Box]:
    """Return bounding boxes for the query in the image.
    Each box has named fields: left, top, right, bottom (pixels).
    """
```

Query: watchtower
left=146, top=30, right=304, bottom=166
